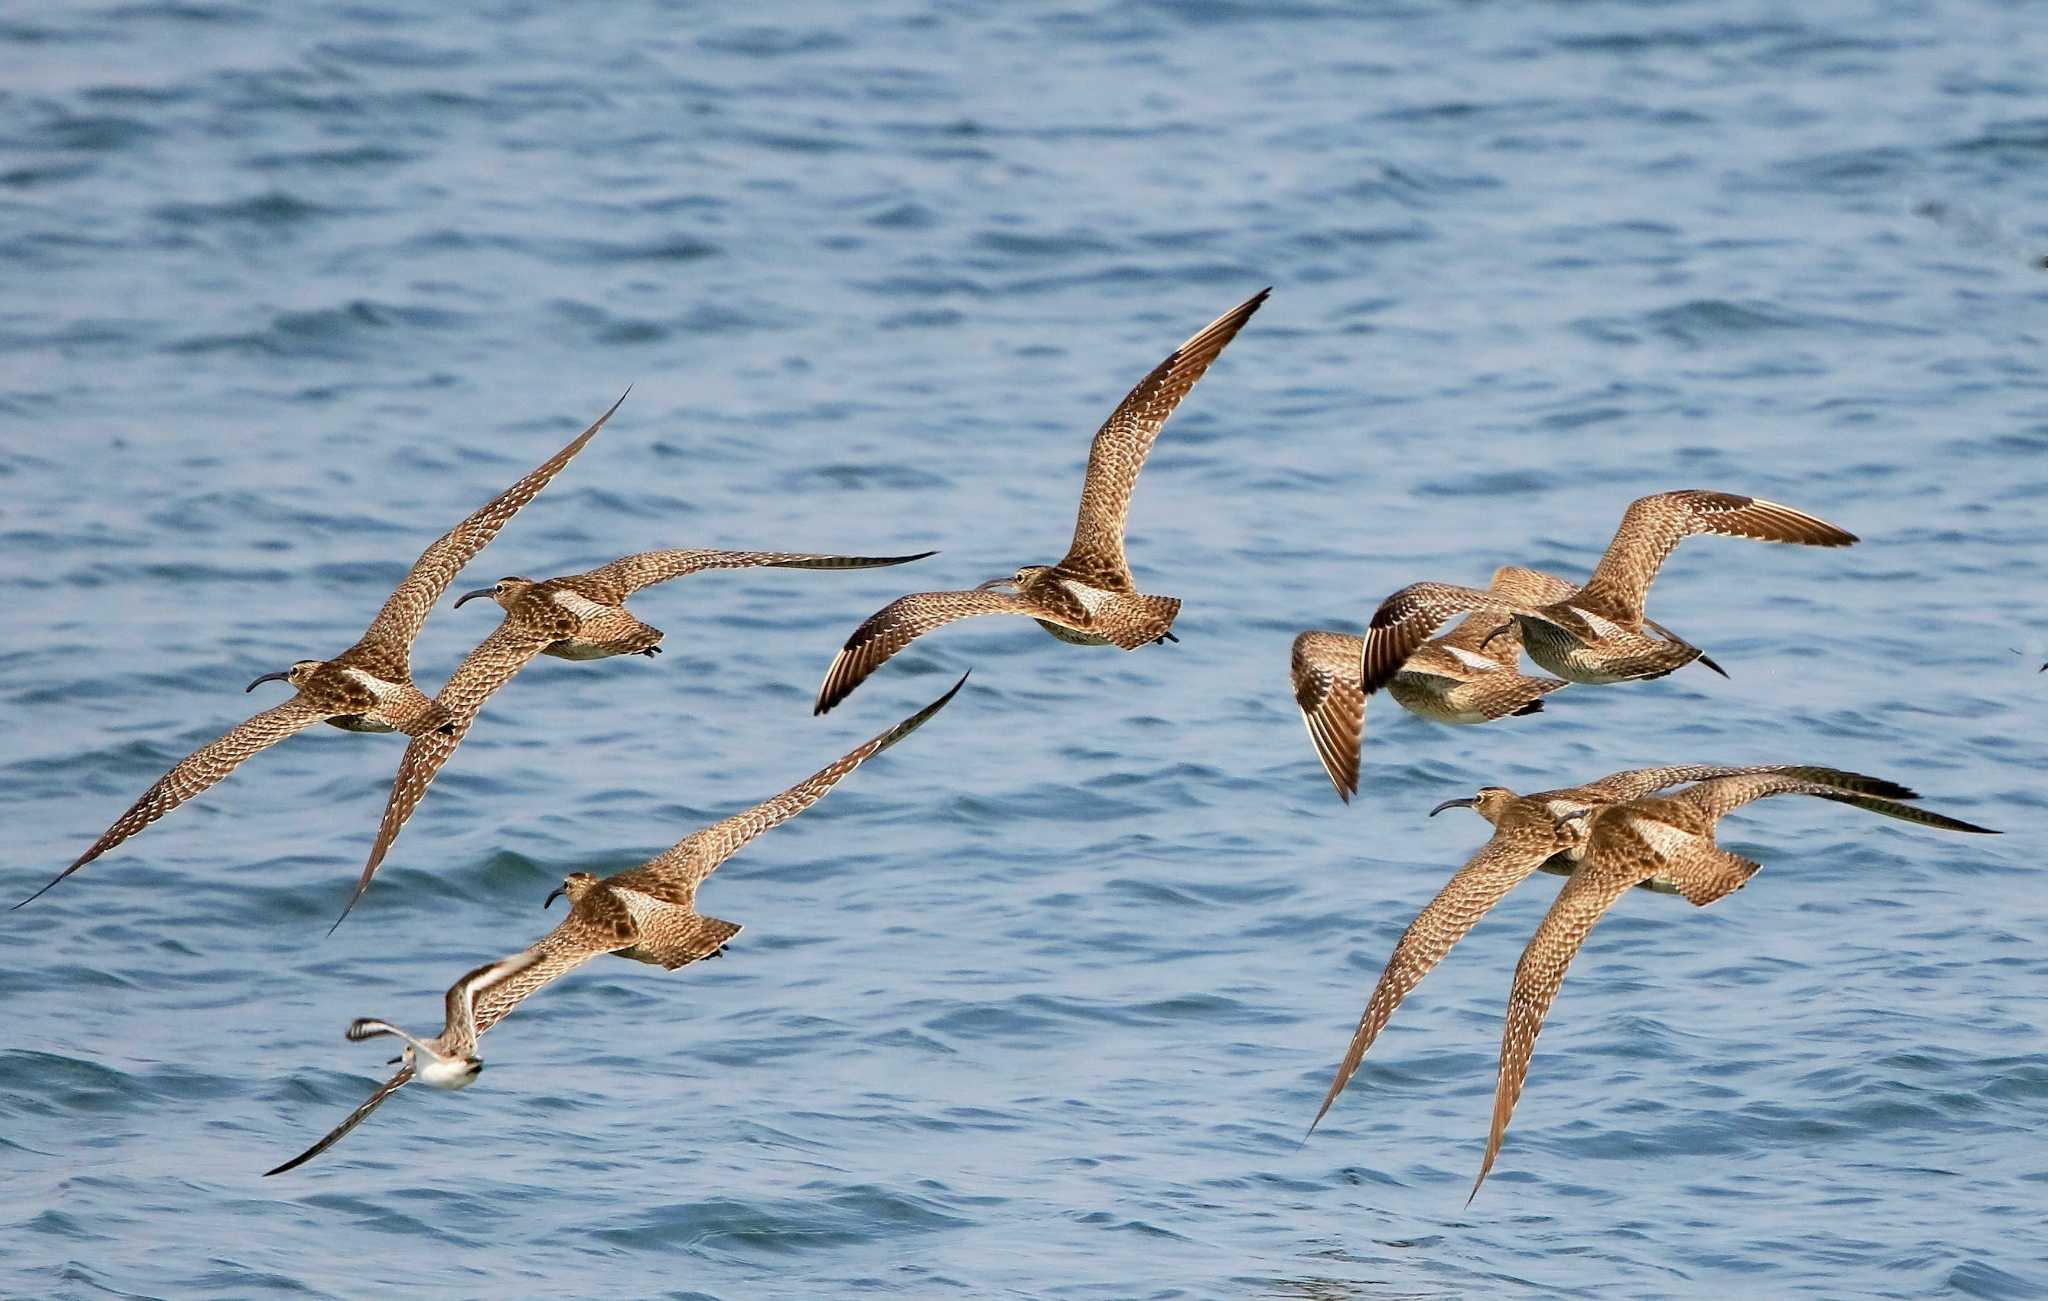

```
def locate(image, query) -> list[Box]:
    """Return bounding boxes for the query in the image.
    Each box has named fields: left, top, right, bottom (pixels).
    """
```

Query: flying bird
left=25, top=391, right=626, bottom=908
left=1305, top=765, right=1990, bottom=1139
left=1291, top=567, right=1573, bottom=801
left=345, top=950, right=542, bottom=1089
left=1470, top=770, right=1996, bottom=1201
left=332, top=547, right=936, bottom=927
left=265, top=673, right=966, bottom=1175
left=814, top=289, right=1269, bottom=714
left=1357, top=490, right=1857, bottom=696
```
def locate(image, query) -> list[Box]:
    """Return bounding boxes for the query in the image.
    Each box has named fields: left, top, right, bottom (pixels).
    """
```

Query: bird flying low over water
left=346, top=950, right=541, bottom=1088
left=1356, top=490, right=1858, bottom=698
left=330, top=547, right=936, bottom=928
left=1291, top=566, right=1574, bottom=801
left=813, top=288, right=1270, bottom=715
left=24, top=391, right=627, bottom=909
left=1303, top=764, right=1992, bottom=1141
left=265, top=673, right=966, bottom=1175
left=1467, top=770, right=1995, bottom=1202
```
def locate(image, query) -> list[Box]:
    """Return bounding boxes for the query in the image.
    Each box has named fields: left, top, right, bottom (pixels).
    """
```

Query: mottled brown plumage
left=329, top=547, right=935, bottom=926
left=1292, top=568, right=1572, bottom=801
left=1356, top=490, right=1857, bottom=695
left=265, top=676, right=966, bottom=1174
left=1304, top=764, right=1962, bottom=1138
left=814, top=290, right=1268, bottom=713
left=27, top=392, right=624, bottom=908
left=1471, top=771, right=1995, bottom=1201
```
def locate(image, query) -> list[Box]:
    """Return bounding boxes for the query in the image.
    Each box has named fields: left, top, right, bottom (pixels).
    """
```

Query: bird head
left=455, top=577, right=535, bottom=611
left=245, top=659, right=325, bottom=693
left=545, top=870, right=599, bottom=909
left=1429, top=785, right=1519, bottom=825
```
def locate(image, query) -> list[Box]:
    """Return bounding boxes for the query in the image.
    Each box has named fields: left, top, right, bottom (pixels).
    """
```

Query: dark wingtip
left=1697, top=653, right=1730, bottom=679
left=14, top=859, right=82, bottom=910
left=1513, top=699, right=1544, bottom=717
left=326, top=889, right=366, bottom=936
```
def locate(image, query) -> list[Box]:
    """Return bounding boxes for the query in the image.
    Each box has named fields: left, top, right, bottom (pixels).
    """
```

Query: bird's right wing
left=578, top=548, right=936, bottom=600
left=1290, top=631, right=1365, bottom=803
left=1576, top=490, right=1857, bottom=625
left=1563, top=764, right=1920, bottom=806
left=815, top=590, right=1075, bottom=714
left=332, top=622, right=556, bottom=929
left=1056, top=289, right=1269, bottom=586
left=1307, top=827, right=1565, bottom=1136
left=27, top=697, right=335, bottom=907
left=1664, top=773, right=1997, bottom=835
left=614, top=674, right=967, bottom=905
left=342, top=389, right=625, bottom=676
left=263, top=1064, right=416, bottom=1177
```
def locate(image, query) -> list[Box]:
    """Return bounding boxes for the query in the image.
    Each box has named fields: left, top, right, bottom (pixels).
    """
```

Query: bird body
left=1291, top=567, right=1571, bottom=801
left=814, top=289, right=1267, bottom=713
left=265, top=675, right=967, bottom=1175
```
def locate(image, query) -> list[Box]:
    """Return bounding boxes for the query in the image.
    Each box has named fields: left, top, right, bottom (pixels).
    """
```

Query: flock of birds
left=32, top=287, right=2001, bottom=1196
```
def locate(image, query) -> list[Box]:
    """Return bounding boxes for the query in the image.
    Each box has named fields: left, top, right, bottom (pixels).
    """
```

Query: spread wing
left=263, top=1064, right=416, bottom=1177
left=1473, top=842, right=1657, bottom=1202
left=332, top=622, right=556, bottom=929
left=25, top=698, right=335, bottom=907
left=473, top=892, right=642, bottom=1036
left=614, top=674, right=966, bottom=906
left=575, top=548, right=936, bottom=601
left=1057, top=289, right=1269, bottom=586
left=1559, top=764, right=1921, bottom=806
left=1576, top=490, right=1857, bottom=624
left=1663, top=773, right=1997, bottom=835
left=815, top=590, right=1080, bottom=714
left=338, top=389, right=624, bottom=677
left=1307, top=826, right=1564, bottom=1136
left=1290, top=631, right=1364, bottom=802
left=442, top=949, right=544, bottom=1055
left=1358, top=582, right=1533, bottom=696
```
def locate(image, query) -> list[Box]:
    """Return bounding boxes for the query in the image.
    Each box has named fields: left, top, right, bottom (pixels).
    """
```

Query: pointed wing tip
left=937, top=669, right=972, bottom=704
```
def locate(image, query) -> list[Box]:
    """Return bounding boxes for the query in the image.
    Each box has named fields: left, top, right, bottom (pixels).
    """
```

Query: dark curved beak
left=245, top=670, right=291, bottom=693
left=1429, top=797, right=1478, bottom=818
left=974, top=577, right=1014, bottom=592
left=544, top=888, right=563, bottom=909
left=454, top=587, right=494, bottom=608
left=386, top=1056, right=402, bottom=1066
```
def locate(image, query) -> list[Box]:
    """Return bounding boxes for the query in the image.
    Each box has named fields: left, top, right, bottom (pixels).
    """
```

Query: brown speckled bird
left=814, top=289, right=1269, bottom=714
left=1291, top=567, right=1573, bottom=801
left=265, top=674, right=965, bottom=1175
left=24, top=391, right=625, bottom=908
left=1357, top=490, right=1858, bottom=696
left=1470, top=770, right=1996, bottom=1202
left=330, top=547, right=936, bottom=927
left=1304, top=764, right=1981, bottom=1138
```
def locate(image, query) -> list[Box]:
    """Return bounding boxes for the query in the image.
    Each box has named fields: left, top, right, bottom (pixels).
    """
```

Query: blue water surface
left=2, top=1, right=2046, bottom=1296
